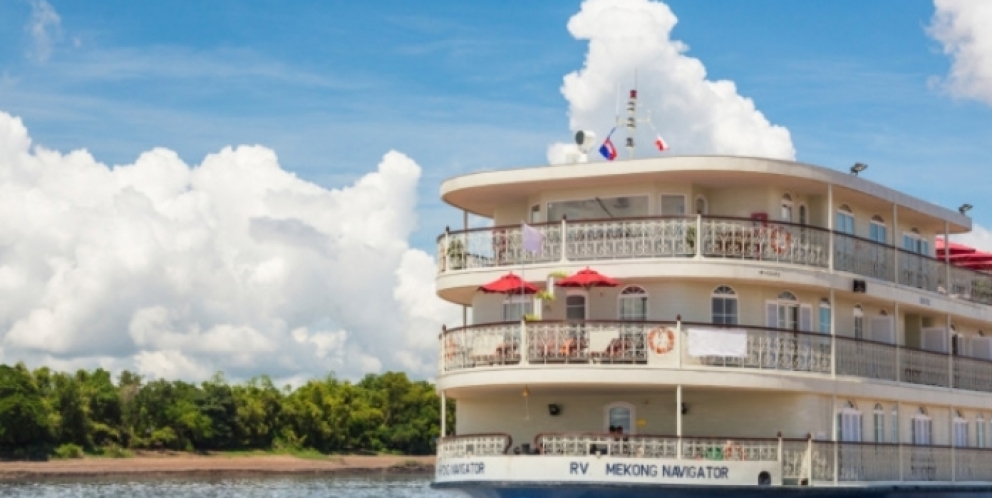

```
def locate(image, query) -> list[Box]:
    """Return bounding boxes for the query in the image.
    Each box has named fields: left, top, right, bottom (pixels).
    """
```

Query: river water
left=0, top=475, right=461, bottom=497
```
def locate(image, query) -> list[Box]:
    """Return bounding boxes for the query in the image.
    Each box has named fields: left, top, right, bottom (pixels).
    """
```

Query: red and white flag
left=655, top=135, right=668, bottom=152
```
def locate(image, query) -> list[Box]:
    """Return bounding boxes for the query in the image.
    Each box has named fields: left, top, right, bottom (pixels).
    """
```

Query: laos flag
left=599, top=136, right=618, bottom=161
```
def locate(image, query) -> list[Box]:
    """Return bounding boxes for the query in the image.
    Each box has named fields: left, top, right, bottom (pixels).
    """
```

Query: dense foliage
left=0, top=364, right=453, bottom=459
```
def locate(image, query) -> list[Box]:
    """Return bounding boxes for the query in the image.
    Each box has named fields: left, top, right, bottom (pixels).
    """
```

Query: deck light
left=960, top=204, right=973, bottom=215
left=850, top=163, right=868, bottom=176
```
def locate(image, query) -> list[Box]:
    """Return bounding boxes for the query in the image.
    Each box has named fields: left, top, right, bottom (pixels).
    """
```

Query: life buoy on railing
left=769, top=228, right=792, bottom=255
left=647, top=327, right=676, bottom=355
left=723, top=442, right=745, bottom=461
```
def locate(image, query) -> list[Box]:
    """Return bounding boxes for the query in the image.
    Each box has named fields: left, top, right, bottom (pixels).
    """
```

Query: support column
left=948, top=313, right=954, bottom=390
left=944, top=221, right=951, bottom=295
left=463, top=210, right=468, bottom=232
left=462, top=305, right=467, bottom=329
left=676, top=385, right=683, bottom=460
left=695, top=214, right=703, bottom=259
left=897, top=401, right=903, bottom=481
left=893, top=204, right=899, bottom=285
left=950, top=404, right=957, bottom=482
left=441, top=391, right=447, bottom=437
left=894, top=302, right=901, bottom=382
left=827, top=184, right=834, bottom=272
left=560, top=217, right=568, bottom=263
left=830, top=288, right=836, bottom=378
left=831, top=395, right=839, bottom=485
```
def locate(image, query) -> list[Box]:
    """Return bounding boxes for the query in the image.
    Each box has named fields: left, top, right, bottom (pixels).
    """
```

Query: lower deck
left=437, top=387, right=992, bottom=489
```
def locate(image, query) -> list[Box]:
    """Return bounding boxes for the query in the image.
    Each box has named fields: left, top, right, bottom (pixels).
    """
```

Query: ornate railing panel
left=899, top=250, right=943, bottom=293
left=953, top=356, right=992, bottom=393
left=947, top=265, right=992, bottom=305
left=683, top=325, right=831, bottom=374
left=835, top=443, right=901, bottom=482
left=835, top=337, right=898, bottom=381
left=442, top=323, right=521, bottom=371
left=834, top=235, right=895, bottom=282
left=437, top=434, right=512, bottom=458
left=536, top=433, right=678, bottom=458
left=527, top=320, right=652, bottom=364
left=903, top=446, right=952, bottom=482
left=439, top=223, right=562, bottom=272
left=681, top=437, right=779, bottom=461
left=900, top=348, right=950, bottom=388
left=955, top=448, right=992, bottom=481
left=565, top=217, right=694, bottom=261
left=699, top=218, right=829, bottom=268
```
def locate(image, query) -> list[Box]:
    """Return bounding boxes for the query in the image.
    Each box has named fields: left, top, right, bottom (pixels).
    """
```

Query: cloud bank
left=0, top=111, right=458, bottom=382
left=549, top=0, right=795, bottom=164
left=929, top=0, right=992, bottom=106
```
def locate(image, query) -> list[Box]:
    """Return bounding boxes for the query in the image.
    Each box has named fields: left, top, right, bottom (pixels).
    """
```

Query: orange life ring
left=770, top=228, right=791, bottom=254
left=724, top=443, right=745, bottom=460
left=647, top=327, right=675, bottom=354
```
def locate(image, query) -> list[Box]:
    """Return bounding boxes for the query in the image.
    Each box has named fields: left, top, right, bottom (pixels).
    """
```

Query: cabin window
left=873, top=404, right=885, bottom=443
left=902, top=228, right=930, bottom=256
left=694, top=196, right=707, bottom=215
left=912, top=408, right=932, bottom=445
left=502, top=295, right=532, bottom=321
left=819, top=299, right=831, bottom=334
left=836, top=205, right=855, bottom=235
left=660, top=194, right=686, bottom=216
left=799, top=204, right=808, bottom=226
left=547, top=196, right=648, bottom=221
left=978, top=415, right=986, bottom=449
left=954, top=411, right=969, bottom=447
left=566, top=293, right=587, bottom=321
left=618, top=286, right=648, bottom=321
left=711, top=286, right=738, bottom=325
left=854, top=305, right=864, bottom=340
left=891, top=406, right=899, bottom=443
left=870, top=215, right=887, bottom=244
left=766, top=292, right=812, bottom=332
left=781, top=194, right=793, bottom=222
left=838, top=401, right=862, bottom=442
left=603, top=402, right=636, bottom=435
left=530, top=204, right=542, bottom=223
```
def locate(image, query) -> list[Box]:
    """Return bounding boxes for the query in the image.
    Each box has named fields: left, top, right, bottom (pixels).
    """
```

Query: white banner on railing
left=687, top=327, right=747, bottom=357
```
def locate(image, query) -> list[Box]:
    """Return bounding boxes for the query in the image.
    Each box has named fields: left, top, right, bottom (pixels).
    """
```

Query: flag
left=655, top=135, right=668, bottom=152
left=522, top=223, right=544, bottom=253
left=599, top=137, right=617, bottom=161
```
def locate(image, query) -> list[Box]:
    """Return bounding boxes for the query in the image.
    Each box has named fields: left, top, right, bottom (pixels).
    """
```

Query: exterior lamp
left=850, top=163, right=868, bottom=176
left=960, top=204, right=973, bottom=215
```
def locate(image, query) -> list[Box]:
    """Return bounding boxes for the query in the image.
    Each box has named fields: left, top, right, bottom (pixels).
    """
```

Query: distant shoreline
left=0, top=453, right=434, bottom=481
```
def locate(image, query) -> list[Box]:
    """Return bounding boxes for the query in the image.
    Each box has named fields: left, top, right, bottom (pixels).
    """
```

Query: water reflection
left=1, top=475, right=460, bottom=498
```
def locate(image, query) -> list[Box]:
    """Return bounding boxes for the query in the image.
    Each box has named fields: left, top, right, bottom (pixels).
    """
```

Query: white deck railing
left=441, top=434, right=992, bottom=485
left=440, top=321, right=992, bottom=396
left=437, top=434, right=512, bottom=458
left=437, top=216, right=992, bottom=307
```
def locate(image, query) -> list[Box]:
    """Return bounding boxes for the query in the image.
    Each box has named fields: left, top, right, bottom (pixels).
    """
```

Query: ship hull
left=432, top=481, right=992, bottom=498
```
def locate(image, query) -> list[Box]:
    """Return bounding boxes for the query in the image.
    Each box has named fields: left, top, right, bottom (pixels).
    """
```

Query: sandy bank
left=0, top=453, right=435, bottom=481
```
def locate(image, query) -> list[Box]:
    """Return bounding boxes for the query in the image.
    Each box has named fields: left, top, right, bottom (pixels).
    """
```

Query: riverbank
left=0, top=453, right=434, bottom=481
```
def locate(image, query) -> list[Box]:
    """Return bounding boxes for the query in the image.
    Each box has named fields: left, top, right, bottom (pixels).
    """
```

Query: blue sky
left=1, top=0, right=988, bottom=249
left=1, top=0, right=992, bottom=380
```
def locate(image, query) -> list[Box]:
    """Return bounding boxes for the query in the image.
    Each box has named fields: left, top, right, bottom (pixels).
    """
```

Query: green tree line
left=0, top=363, right=453, bottom=459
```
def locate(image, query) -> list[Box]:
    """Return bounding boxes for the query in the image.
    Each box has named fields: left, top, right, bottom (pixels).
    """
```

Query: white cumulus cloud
left=549, top=0, right=794, bottom=164
left=929, top=0, right=992, bottom=106
left=0, top=110, right=460, bottom=382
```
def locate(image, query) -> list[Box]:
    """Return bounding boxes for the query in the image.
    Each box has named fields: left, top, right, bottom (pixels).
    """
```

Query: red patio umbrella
left=555, top=267, right=621, bottom=289
left=936, top=237, right=976, bottom=256
left=478, top=272, right=539, bottom=295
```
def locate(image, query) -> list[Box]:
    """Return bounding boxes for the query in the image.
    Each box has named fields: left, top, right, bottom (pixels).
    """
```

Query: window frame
left=603, top=401, right=637, bottom=435
left=711, top=285, right=738, bottom=325
left=659, top=193, right=687, bottom=217
left=836, top=205, right=855, bottom=235
left=618, top=285, right=648, bottom=321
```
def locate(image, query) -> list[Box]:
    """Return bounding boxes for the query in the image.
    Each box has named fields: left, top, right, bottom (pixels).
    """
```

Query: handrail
left=436, top=215, right=992, bottom=308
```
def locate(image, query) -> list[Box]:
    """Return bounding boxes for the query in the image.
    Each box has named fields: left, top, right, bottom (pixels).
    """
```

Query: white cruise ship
left=431, top=146, right=992, bottom=497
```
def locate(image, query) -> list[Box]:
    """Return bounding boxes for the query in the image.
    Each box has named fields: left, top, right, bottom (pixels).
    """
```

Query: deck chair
left=588, top=328, right=620, bottom=361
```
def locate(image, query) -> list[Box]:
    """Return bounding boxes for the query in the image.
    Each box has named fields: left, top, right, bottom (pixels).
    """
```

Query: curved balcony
left=436, top=216, right=992, bottom=307
left=439, top=320, right=992, bottom=394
